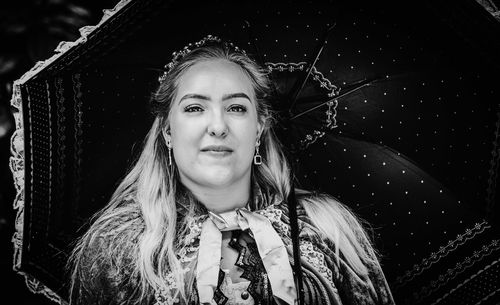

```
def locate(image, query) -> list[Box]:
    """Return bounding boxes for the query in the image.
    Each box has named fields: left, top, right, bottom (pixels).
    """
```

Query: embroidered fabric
left=196, top=209, right=295, bottom=304
left=79, top=200, right=395, bottom=305
left=156, top=202, right=393, bottom=304
left=213, top=230, right=273, bottom=305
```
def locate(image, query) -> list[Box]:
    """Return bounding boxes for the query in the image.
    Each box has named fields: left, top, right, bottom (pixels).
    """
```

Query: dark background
left=1, top=0, right=500, bottom=304
left=0, top=1, right=116, bottom=303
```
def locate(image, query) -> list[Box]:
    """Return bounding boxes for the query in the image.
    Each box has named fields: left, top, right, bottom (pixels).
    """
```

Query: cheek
left=171, top=132, right=196, bottom=157
left=238, top=124, right=259, bottom=154
left=169, top=114, right=197, bottom=142
left=169, top=119, right=196, bottom=157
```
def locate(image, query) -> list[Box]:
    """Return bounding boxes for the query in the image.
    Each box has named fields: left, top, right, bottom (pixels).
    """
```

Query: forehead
left=175, top=59, right=255, bottom=97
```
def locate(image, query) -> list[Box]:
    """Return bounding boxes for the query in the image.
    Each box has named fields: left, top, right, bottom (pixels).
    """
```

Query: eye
left=228, top=105, right=247, bottom=113
left=184, top=105, right=204, bottom=112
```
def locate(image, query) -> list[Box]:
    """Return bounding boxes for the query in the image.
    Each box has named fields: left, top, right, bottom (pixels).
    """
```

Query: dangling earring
left=254, top=140, right=262, bottom=165
left=167, top=139, right=172, bottom=166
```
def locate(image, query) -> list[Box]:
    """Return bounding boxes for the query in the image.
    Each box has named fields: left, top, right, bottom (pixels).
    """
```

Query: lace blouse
left=71, top=200, right=395, bottom=305
left=213, top=230, right=273, bottom=305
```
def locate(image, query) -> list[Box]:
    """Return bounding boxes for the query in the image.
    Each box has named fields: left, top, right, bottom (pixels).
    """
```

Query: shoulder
left=273, top=190, right=362, bottom=237
left=293, top=190, right=372, bottom=243
left=85, top=200, right=145, bottom=256
left=285, top=191, right=395, bottom=304
left=69, top=200, right=146, bottom=304
left=271, top=190, right=376, bottom=279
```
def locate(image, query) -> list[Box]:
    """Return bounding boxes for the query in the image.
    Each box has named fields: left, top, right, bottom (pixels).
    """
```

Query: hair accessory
left=254, top=140, right=262, bottom=165
left=158, top=35, right=247, bottom=84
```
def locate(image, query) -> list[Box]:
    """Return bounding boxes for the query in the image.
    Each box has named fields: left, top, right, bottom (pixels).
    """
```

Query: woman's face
left=168, top=59, right=262, bottom=191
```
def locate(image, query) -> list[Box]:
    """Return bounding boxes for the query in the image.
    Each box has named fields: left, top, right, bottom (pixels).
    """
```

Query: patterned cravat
left=196, top=208, right=297, bottom=305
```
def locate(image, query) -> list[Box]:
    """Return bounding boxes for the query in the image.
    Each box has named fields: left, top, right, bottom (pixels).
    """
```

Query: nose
left=207, top=109, right=228, bottom=137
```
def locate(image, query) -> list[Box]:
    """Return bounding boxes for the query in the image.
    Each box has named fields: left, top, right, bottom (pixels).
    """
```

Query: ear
left=162, top=128, right=172, bottom=147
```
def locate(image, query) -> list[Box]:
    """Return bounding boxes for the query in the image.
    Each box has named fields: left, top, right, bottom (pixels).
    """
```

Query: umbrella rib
left=288, top=23, right=336, bottom=112
left=290, top=77, right=381, bottom=121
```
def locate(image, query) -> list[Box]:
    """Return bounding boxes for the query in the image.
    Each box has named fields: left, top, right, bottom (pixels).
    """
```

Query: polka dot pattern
left=79, top=68, right=155, bottom=217
left=14, top=0, right=500, bottom=304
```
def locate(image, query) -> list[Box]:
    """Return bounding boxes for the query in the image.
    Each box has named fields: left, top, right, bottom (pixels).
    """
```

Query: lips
left=200, top=145, right=233, bottom=152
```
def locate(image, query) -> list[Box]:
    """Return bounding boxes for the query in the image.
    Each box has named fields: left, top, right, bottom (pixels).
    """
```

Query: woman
left=68, top=36, right=395, bottom=305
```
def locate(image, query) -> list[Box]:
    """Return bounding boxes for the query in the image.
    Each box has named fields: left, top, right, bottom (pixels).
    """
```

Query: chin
left=180, top=163, right=251, bottom=189
left=201, top=172, right=235, bottom=187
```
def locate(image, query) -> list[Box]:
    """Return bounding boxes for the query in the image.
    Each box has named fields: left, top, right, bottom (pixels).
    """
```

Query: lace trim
left=265, top=61, right=307, bottom=72
left=9, top=1, right=132, bottom=303
left=153, top=204, right=284, bottom=304
left=300, top=241, right=336, bottom=290
left=10, top=79, right=66, bottom=303
left=154, top=217, right=205, bottom=305
left=55, top=78, right=66, bottom=203
left=10, top=85, right=24, bottom=272
left=227, top=231, right=271, bottom=302
left=265, top=62, right=339, bottom=151
left=177, top=217, right=205, bottom=264
left=154, top=273, right=180, bottom=305
left=14, top=0, right=132, bottom=86
left=412, top=239, right=500, bottom=303
left=429, top=257, right=500, bottom=305
left=72, top=74, right=83, bottom=201
left=154, top=203, right=335, bottom=304
left=395, top=220, right=491, bottom=286
left=256, top=204, right=290, bottom=240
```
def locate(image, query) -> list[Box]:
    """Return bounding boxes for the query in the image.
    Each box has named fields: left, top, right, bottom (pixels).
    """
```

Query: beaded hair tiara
left=158, top=35, right=248, bottom=84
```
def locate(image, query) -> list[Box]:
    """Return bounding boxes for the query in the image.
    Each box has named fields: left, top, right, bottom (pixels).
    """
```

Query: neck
left=182, top=179, right=251, bottom=214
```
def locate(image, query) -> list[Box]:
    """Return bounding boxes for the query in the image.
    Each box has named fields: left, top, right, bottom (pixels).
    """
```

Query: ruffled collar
left=154, top=201, right=287, bottom=305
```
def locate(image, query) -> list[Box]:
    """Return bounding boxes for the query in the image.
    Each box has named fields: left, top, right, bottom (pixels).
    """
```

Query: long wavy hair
left=68, top=40, right=377, bottom=304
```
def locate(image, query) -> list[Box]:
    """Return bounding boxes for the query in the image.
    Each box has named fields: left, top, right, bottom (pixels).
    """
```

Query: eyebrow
left=222, top=93, right=251, bottom=102
left=178, top=93, right=251, bottom=103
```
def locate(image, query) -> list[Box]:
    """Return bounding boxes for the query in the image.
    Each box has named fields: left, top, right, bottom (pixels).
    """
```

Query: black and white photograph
left=1, top=0, right=500, bottom=304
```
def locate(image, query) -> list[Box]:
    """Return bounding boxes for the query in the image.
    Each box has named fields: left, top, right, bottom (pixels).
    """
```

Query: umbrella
left=8, top=0, right=500, bottom=304
left=273, top=3, right=500, bottom=304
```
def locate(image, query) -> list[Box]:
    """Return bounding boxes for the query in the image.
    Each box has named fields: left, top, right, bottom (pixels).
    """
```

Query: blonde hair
left=68, top=41, right=376, bottom=304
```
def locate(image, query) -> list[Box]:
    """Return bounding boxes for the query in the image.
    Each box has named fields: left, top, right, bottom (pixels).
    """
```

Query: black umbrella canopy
left=9, top=0, right=500, bottom=303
